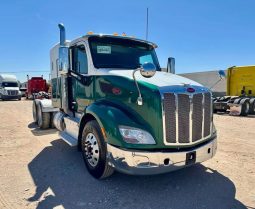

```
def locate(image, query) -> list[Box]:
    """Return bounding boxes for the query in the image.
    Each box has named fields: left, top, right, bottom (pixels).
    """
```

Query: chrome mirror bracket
left=132, top=62, right=156, bottom=106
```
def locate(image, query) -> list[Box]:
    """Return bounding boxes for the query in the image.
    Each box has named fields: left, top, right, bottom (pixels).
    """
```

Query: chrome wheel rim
left=84, top=133, right=99, bottom=167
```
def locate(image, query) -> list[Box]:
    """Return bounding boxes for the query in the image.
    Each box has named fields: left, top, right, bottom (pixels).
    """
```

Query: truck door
left=70, top=44, right=93, bottom=112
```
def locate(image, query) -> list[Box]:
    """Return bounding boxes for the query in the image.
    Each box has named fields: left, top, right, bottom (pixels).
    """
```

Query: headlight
left=119, top=126, right=156, bottom=144
left=18, top=90, right=22, bottom=95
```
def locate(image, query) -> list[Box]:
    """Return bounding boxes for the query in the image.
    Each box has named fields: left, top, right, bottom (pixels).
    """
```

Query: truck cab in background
left=0, top=74, right=21, bottom=101
left=33, top=24, right=217, bottom=179
left=26, top=76, right=49, bottom=99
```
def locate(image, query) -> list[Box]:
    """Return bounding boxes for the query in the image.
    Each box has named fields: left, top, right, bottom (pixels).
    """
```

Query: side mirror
left=140, top=62, right=156, bottom=78
left=209, top=70, right=226, bottom=90
left=167, top=57, right=175, bottom=74
left=218, top=70, right=226, bottom=79
left=58, top=46, right=69, bottom=73
left=132, top=62, right=156, bottom=106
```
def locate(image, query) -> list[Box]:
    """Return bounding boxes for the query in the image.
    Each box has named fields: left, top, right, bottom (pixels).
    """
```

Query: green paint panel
left=91, top=75, right=165, bottom=149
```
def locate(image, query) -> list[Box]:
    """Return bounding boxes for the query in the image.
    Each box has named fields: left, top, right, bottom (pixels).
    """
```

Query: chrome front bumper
left=107, top=136, right=217, bottom=175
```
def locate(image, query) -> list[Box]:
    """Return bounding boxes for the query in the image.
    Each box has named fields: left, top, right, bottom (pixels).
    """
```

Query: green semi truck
left=33, top=24, right=217, bottom=179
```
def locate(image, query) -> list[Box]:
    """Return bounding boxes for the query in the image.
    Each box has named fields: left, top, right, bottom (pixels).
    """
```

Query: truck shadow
left=27, top=139, right=246, bottom=209
left=28, top=122, right=58, bottom=136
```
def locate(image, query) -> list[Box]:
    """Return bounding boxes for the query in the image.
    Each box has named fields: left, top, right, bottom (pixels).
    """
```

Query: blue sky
left=0, top=0, right=255, bottom=82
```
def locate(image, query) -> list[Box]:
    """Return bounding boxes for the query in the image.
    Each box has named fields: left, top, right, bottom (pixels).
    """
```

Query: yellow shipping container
left=227, top=65, right=255, bottom=96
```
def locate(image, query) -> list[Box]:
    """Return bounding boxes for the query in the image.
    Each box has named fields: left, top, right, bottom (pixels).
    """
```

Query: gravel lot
left=0, top=99, right=254, bottom=209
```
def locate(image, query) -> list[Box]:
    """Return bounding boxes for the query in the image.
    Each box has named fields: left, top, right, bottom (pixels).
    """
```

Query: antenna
left=146, top=7, right=149, bottom=40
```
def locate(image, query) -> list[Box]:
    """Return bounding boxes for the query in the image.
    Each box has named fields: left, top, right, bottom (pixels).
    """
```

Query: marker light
left=113, top=32, right=118, bottom=36
left=122, top=32, right=127, bottom=36
left=87, top=31, right=94, bottom=35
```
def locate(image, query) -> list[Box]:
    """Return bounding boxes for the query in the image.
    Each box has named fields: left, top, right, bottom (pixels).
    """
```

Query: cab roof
left=81, top=34, right=158, bottom=48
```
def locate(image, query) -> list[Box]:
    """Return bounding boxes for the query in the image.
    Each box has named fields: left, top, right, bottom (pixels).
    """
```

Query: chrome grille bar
left=163, top=93, right=176, bottom=143
left=189, top=95, right=193, bottom=143
left=203, top=92, right=212, bottom=137
left=178, top=94, right=190, bottom=143
left=175, top=94, right=179, bottom=144
left=192, top=94, right=203, bottom=142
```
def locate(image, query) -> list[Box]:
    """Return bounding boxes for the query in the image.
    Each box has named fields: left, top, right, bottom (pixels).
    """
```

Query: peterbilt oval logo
left=187, top=87, right=195, bottom=93
left=112, top=87, right=122, bottom=95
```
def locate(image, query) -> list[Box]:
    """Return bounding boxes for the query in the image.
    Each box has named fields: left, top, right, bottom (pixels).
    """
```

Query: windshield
left=2, top=82, right=18, bottom=87
left=89, top=36, right=160, bottom=70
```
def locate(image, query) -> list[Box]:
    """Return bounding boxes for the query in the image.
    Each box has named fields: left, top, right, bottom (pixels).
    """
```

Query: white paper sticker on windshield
left=97, top=46, right=111, bottom=54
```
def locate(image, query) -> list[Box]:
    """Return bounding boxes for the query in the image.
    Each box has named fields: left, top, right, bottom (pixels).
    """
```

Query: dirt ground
left=0, top=99, right=254, bottom=209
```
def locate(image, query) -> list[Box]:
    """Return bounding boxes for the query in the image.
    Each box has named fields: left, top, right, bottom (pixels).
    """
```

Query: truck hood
left=96, top=69, right=202, bottom=87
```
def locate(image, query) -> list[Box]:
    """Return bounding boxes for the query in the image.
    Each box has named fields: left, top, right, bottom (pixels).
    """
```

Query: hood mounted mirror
left=133, top=62, right=156, bottom=105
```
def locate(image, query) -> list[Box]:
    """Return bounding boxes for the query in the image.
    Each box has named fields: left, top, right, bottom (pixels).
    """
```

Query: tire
left=37, top=103, right=50, bottom=129
left=240, top=99, right=250, bottom=116
left=81, top=120, right=114, bottom=179
left=248, top=98, right=255, bottom=114
left=50, top=112, right=56, bottom=128
left=32, top=100, right=38, bottom=123
left=233, top=98, right=241, bottom=104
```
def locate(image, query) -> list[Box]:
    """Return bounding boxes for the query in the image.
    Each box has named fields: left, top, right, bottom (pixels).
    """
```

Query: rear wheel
left=249, top=98, right=255, bottom=114
left=81, top=120, right=114, bottom=179
left=32, top=100, right=38, bottom=123
left=50, top=112, right=56, bottom=128
left=240, top=99, right=250, bottom=116
left=37, top=103, right=50, bottom=129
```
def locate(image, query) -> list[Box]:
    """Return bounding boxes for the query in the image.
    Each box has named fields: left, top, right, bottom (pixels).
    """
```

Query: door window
left=72, top=45, right=88, bottom=74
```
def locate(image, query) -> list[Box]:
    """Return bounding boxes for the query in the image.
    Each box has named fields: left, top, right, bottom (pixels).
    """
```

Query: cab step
left=59, top=131, right=78, bottom=146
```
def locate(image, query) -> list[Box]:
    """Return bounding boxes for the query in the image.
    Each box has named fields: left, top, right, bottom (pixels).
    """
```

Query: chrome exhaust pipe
left=57, top=23, right=69, bottom=114
left=58, top=23, right=66, bottom=46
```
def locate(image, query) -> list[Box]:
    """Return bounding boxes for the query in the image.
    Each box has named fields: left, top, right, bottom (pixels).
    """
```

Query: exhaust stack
left=57, top=23, right=69, bottom=114
left=58, top=23, right=66, bottom=46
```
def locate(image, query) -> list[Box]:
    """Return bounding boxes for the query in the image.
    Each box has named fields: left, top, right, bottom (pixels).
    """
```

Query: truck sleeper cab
left=33, top=24, right=217, bottom=179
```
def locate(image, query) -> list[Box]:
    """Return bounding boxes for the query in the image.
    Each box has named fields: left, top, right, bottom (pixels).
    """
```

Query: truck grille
left=7, top=90, right=18, bottom=96
left=163, top=92, right=212, bottom=145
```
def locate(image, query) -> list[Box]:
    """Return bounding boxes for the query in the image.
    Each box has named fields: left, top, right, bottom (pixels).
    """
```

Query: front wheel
left=81, top=120, right=114, bottom=179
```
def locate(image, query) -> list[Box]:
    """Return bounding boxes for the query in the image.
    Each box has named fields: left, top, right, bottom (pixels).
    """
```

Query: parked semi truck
left=26, top=75, right=49, bottom=99
left=33, top=24, right=217, bottom=179
left=0, top=74, right=22, bottom=100
left=213, top=66, right=255, bottom=116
